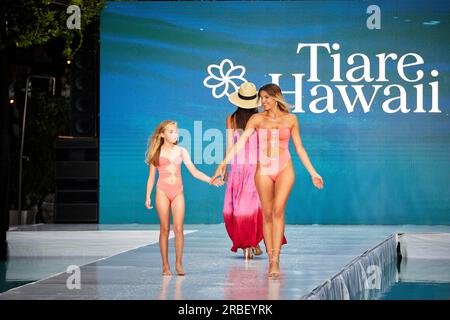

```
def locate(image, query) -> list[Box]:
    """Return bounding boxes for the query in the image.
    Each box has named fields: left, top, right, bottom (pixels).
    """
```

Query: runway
left=1, top=224, right=449, bottom=300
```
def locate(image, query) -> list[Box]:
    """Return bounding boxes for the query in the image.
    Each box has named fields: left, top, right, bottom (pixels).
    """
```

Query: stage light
left=9, top=99, right=15, bottom=104
left=67, top=59, right=72, bottom=65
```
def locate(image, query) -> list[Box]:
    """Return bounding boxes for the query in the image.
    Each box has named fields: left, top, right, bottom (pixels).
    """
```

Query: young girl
left=145, top=120, right=223, bottom=276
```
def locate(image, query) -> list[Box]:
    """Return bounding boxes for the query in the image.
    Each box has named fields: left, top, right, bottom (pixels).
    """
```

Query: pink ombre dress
left=223, top=130, right=263, bottom=252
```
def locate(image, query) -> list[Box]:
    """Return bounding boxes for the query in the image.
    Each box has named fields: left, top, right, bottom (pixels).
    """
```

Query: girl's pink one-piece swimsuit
left=156, top=153, right=183, bottom=202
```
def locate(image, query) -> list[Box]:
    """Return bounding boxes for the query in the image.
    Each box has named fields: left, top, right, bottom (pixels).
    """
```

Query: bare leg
left=271, top=164, right=295, bottom=276
left=255, top=167, right=275, bottom=258
left=155, top=189, right=172, bottom=275
left=171, top=193, right=185, bottom=276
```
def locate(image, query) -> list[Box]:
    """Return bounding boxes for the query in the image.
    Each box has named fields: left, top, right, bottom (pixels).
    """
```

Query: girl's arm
left=145, top=164, right=157, bottom=209
left=180, top=147, right=222, bottom=185
left=290, top=115, right=324, bottom=189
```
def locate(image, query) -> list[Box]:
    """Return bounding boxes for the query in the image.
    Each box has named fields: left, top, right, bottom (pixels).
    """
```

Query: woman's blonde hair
left=144, top=120, right=177, bottom=166
left=258, top=83, right=291, bottom=113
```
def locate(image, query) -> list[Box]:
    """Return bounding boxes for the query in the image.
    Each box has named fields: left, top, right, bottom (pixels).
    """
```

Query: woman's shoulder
left=249, top=112, right=263, bottom=121
left=245, top=113, right=262, bottom=129
left=287, top=113, right=298, bottom=123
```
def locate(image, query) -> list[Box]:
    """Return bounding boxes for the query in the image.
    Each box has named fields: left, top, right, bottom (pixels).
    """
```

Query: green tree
left=1, top=0, right=106, bottom=58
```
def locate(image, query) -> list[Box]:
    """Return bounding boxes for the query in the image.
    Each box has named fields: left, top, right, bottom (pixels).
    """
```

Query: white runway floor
left=0, top=223, right=449, bottom=300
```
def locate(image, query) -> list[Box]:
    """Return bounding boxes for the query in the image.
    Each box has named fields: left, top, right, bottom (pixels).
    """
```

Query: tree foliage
left=1, top=0, right=106, bottom=58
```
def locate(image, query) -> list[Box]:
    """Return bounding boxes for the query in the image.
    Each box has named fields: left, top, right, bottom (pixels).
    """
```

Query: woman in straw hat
left=222, top=82, right=265, bottom=260
left=211, top=83, right=324, bottom=278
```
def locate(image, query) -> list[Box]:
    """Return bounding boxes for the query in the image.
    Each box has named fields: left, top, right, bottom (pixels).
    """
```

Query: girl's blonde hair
left=144, top=120, right=178, bottom=166
left=258, top=83, right=291, bottom=113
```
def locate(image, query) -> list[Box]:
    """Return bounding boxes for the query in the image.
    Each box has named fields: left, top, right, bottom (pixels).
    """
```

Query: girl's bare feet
left=162, top=265, right=172, bottom=276
left=175, top=264, right=185, bottom=276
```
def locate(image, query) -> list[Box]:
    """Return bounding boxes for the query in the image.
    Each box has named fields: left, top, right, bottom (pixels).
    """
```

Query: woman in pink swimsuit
left=211, top=84, right=324, bottom=278
left=145, top=120, right=223, bottom=276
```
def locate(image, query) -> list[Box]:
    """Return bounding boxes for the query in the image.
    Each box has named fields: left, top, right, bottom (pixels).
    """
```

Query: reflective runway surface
left=1, top=224, right=449, bottom=299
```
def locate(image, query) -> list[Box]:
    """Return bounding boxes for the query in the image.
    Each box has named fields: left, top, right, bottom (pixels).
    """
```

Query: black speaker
left=54, top=136, right=98, bottom=222
left=70, top=49, right=98, bottom=137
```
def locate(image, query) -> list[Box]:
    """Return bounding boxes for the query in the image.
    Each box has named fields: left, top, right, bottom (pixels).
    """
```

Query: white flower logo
left=203, top=59, right=247, bottom=99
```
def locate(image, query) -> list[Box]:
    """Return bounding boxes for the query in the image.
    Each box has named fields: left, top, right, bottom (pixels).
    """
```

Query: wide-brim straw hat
left=228, top=82, right=259, bottom=109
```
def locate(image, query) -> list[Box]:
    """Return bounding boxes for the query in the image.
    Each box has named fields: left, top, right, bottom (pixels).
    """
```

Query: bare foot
left=268, top=249, right=280, bottom=278
left=268, top=261, right=280, bottom=279
left=162, top=266, right=172, bottom=276
left=175, top=264, right=185, bottom=276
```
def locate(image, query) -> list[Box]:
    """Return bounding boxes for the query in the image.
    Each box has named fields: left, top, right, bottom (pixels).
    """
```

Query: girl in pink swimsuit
left=145, top=120, right=224, bottom=276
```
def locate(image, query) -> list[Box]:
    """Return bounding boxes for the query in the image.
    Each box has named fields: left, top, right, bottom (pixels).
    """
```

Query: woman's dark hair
left=231, top=107, right=258, bottom=130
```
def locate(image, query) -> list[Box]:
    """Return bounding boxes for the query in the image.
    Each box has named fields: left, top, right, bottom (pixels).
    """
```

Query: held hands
left=209, top=163, right=226, bottom=186
left=211, top=178, right=225, bottom=187
left=311, top=173, right=324, bottom=189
